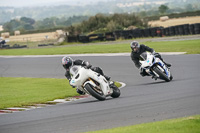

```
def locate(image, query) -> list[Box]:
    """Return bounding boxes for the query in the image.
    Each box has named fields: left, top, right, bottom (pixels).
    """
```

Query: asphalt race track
left=0, top=54, right=200, bottom=133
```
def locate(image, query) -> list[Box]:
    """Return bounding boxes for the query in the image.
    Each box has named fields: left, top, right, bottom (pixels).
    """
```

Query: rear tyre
left=110, top=85, right=121, bottom=98
left=85, top=83, right=106, bottom=101
left=153, top=66, right=170, bottom=82
left=170, top=75, right=173, bottom=81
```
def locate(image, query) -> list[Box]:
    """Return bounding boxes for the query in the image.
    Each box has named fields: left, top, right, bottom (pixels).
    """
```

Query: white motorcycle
left=139, top=52, right=173, bottom=82
left=69, top=65, right=120, bottom=101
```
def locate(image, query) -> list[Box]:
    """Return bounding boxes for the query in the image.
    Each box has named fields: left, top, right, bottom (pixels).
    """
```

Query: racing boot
left=104, top=75, right=115, bottom=88
left=158, top=56, right=171, bottom=67
left=164, top=62, right=171, bottom=67
left=162, top=60, right=172, bottom=67
left=152, top=75, right=157, bottom=80
left=109, top=81, right=116, bottom=89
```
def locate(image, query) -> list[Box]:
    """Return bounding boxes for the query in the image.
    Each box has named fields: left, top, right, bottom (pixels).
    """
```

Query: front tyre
left=84, top=83, right=106, bottom=101
left=153, top=66, right=170, bottom=82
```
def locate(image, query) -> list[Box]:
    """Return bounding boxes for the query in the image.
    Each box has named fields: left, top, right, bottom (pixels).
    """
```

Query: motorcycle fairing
left=70, top=65, right=112, bottom=96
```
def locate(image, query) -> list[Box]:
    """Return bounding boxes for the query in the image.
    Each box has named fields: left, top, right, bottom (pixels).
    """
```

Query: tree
left=23, top=24, right=34, bottom=30
left=159, top=5, right=169, bottom=14
left=3, top=20, right=21, bottom=31
left=20, top=17, right=35, bottom=25
left=107, top=20, right=117, bottom=32
left=138, top=11, right=147, bottom=17
left=3, top=22, right=13, bottom=31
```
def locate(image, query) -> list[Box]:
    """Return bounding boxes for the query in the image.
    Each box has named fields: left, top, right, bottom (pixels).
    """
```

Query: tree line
left=2, top=13, right=147, bottom=35
left=2, top=8, right=200, bottom=36
left=2, top=16, right=89, bottom=34
left=65, top=13, right=148, bottom=35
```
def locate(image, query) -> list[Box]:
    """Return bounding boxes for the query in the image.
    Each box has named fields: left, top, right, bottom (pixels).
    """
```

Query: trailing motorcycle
left=139, top=52, right=173, bottom=82
left=69, top=65, right=120, bottom=101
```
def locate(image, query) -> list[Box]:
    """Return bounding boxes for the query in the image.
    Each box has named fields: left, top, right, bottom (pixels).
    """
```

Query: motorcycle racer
left=130, top=41, right=171, bottom=77
left=62, top=56, right=111, bottom=95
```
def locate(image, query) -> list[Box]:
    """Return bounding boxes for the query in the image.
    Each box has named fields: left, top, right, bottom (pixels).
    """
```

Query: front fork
left=151, top=64, right=170, bottom=78
left=150, top=67, right=159, bottom=77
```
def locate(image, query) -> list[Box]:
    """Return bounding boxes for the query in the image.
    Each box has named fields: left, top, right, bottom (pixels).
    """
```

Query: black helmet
left=62, top=56, right=73, bottom=69
left=130, top=41, right=140, bottom=53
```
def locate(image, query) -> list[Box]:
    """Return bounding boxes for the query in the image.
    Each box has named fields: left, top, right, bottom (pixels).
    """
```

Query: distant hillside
left=0, top=0, right=199, bottom=24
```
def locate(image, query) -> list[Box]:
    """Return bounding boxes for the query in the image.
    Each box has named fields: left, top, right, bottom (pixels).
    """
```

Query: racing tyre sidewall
left=84, top=83, right=106, bottom=101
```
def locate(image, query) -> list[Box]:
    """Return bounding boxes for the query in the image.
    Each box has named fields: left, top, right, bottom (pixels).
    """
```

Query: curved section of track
left=0, top=54, right=200, bottom=133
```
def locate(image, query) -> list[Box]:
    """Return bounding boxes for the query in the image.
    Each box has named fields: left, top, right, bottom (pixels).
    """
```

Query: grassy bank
left=86, top=115, right=200, bottom=133
left=0, top=77, right=121, bottom=109
left=0, top=39, right=200, bottom=55
left=0, top=77, right=76, bottom=109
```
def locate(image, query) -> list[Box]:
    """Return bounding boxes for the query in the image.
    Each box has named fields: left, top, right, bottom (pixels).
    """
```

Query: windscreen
left=139, top=52, right=147, bottom=61
left=70, top=66, right=79, bottom=76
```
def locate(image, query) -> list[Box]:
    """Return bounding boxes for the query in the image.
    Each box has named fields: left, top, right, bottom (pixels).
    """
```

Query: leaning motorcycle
left=69, top=65, right=120, bottom=101
left=139, top=52, right=173, bottom=82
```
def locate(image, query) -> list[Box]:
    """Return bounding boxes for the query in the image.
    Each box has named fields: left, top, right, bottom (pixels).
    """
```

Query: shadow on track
left=70, top=97, right=119, bottom=105
left=133, top=81, right=168, bottom=86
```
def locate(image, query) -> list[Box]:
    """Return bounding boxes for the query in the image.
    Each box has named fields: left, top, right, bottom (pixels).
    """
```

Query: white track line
left=0, top=52, right=186, bottom=58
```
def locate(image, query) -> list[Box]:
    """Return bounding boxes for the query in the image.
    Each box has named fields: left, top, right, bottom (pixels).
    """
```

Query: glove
left=153, top=52, right=159, bottom=57
left=71, top=85, right=75, bottom=88
left=140, top=71, right=146, bottom=77
left=84, top=61, right=92, bottom=69
left=139, top=67, right=143, bottom=72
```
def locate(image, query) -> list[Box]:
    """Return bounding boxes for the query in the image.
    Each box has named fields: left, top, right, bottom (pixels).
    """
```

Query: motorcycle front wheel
left=153, top=66, right=170, bottom=82
left=85, top=83, right=106, bottom=101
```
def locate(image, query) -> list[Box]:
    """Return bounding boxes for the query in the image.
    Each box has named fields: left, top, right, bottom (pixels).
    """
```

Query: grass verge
left=0, top=77, right=122, bottom=109
left=0, top=39, right=200, bottom=55
left=0, top=77, right=76, bottom=109
left=86, top=115, right=200, bottom=133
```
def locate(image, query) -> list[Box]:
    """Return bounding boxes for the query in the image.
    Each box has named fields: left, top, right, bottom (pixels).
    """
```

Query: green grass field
left=0, top=77, right=77, bottom=109
left=0, top=39, right=200, bottom=55
left=86, top=115, right=200, bottom=133
left=0, top=77, right=121, bottom=109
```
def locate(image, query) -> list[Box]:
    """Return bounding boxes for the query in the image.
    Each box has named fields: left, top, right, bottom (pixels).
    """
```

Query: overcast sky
left=0, top=0, right=110, bottom=7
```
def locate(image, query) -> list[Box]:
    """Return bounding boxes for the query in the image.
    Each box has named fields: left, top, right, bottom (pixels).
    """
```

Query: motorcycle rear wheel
left=85, top=83, right=106, bottom=101
left=111, top=85, right=121, bottom=98
left=153, top=66, right=170, bottom=82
